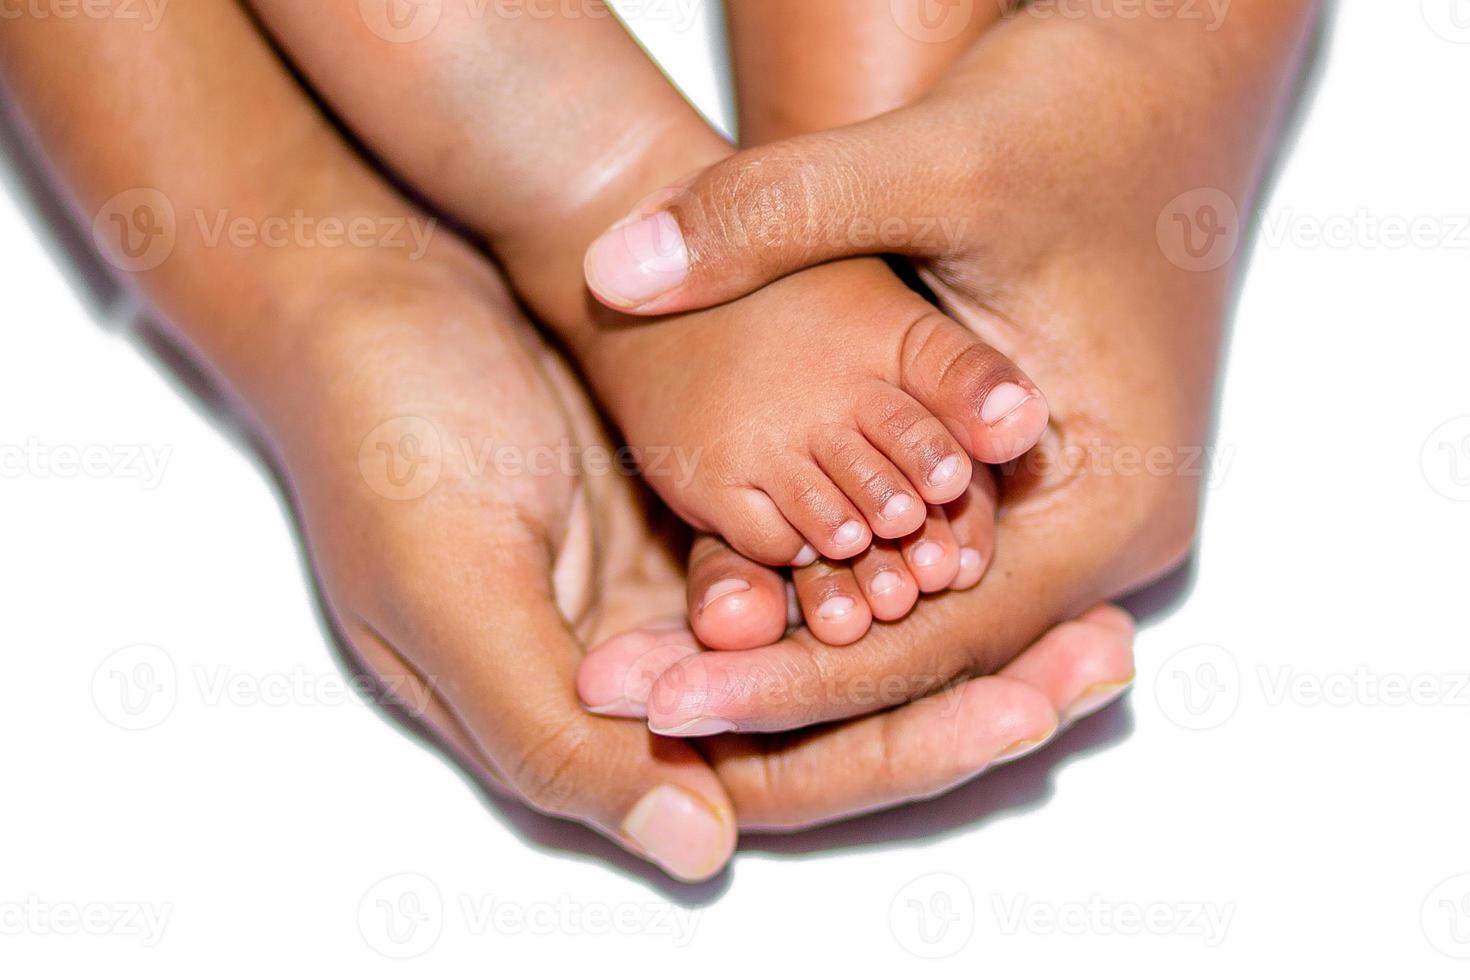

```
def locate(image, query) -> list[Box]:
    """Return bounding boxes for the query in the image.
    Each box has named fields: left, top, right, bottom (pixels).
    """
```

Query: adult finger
left=353, top=563, right=736, bottom=882
left=582, top=102, right=989, bottom=315
left=1000, top=604, right=1137, bottom=726
left=706, top=606, right=1136, bottom=830
left=572, top=606, right=1134, bottom=829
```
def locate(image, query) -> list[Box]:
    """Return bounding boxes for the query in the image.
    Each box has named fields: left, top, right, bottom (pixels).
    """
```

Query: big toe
left=898, top=310, right=1049, bottom=465
left=687, top=534, right=789, bottom=651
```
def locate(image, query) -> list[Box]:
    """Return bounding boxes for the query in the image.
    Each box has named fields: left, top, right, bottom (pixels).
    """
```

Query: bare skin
left=727, top=0, right=1002, bottom=144
left=245, top=0, right=1054, bottom=628
left=0, top=0, right=1135, bottom=879
left=580, top=0, right=1323, bottom=734
left=684, top=0, right=1016, bottom=649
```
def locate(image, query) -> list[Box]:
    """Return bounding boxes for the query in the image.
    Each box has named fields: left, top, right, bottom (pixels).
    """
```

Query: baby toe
left=793, top=559, right=873, bottom=646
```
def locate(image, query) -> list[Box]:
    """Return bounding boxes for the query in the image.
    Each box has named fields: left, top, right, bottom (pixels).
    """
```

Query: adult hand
left=0, top=0, right=1140, bottom=881
left=578, top=2, right=1321, bottom=735
left=288, top=260, right=1136, bottom=862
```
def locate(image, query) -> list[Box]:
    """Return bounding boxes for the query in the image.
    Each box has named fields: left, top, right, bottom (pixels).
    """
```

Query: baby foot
left=578, top=255, right=1048, bottom=570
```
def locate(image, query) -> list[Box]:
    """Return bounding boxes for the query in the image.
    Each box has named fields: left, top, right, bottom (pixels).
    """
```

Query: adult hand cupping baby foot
left=0, top=0, right=1132, bottom=884
left=307, top=281, right=1131, bottom=862
left=580, top=0, right=1322, bottom=735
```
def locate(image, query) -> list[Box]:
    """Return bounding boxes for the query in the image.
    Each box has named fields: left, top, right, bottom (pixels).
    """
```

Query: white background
left=2, top=0, right=1468, bottom=975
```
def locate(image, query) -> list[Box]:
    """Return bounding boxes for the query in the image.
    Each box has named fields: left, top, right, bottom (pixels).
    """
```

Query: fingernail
left=870, top=570, right=903, bottom=595
left=911, top=541, right=944, bottom=568
left=958, top=548, right=983, bottom=575
left=993, top=727, right=1056, bottom=765
left=649, top=717, right=736, bottom=737
left=816, top=596, right=856, bottom=621
left=793, top=544, right=819, bottom=567
left=1062, top=678, right=1134, bottom=725
left=834, top=520, right=866, bottom=548
left=981, top=383, right=1034, bottom=425
left=584, top=211, right=689, bottom=307
left=929, top=454, right=962, bottom=487
left=700, top=578, right=750, bottom=611
left=621, top=785, right=731, bottom=882
left=880, top=493, right=914, bottom=522
left=584, top=698, right=646, bottom=719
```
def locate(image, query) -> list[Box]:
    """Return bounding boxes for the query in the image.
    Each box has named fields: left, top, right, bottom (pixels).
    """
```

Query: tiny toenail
left=701, top=578, right=750, bottom=610
left=793, top=544, right=819, bottom=567
left=880, top=493, right=914, bottom=522
left=834, top=521, right=865, bottom=548
left=816, top=596, right=857, bottom=620
left=912, top=542, right=944, bottom=567
left=959, top=548, right=983, bottom=573
left=981, top=382, right=1034, bottom=425
left=870, top=570, right=903, bottom=595
left=929, top=454, right=962, bottom=486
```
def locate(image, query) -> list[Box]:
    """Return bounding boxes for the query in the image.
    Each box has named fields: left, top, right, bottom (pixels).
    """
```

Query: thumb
left=583, top=110, right=975, bottom=315
left=348, top=568, right=737, bottom=883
